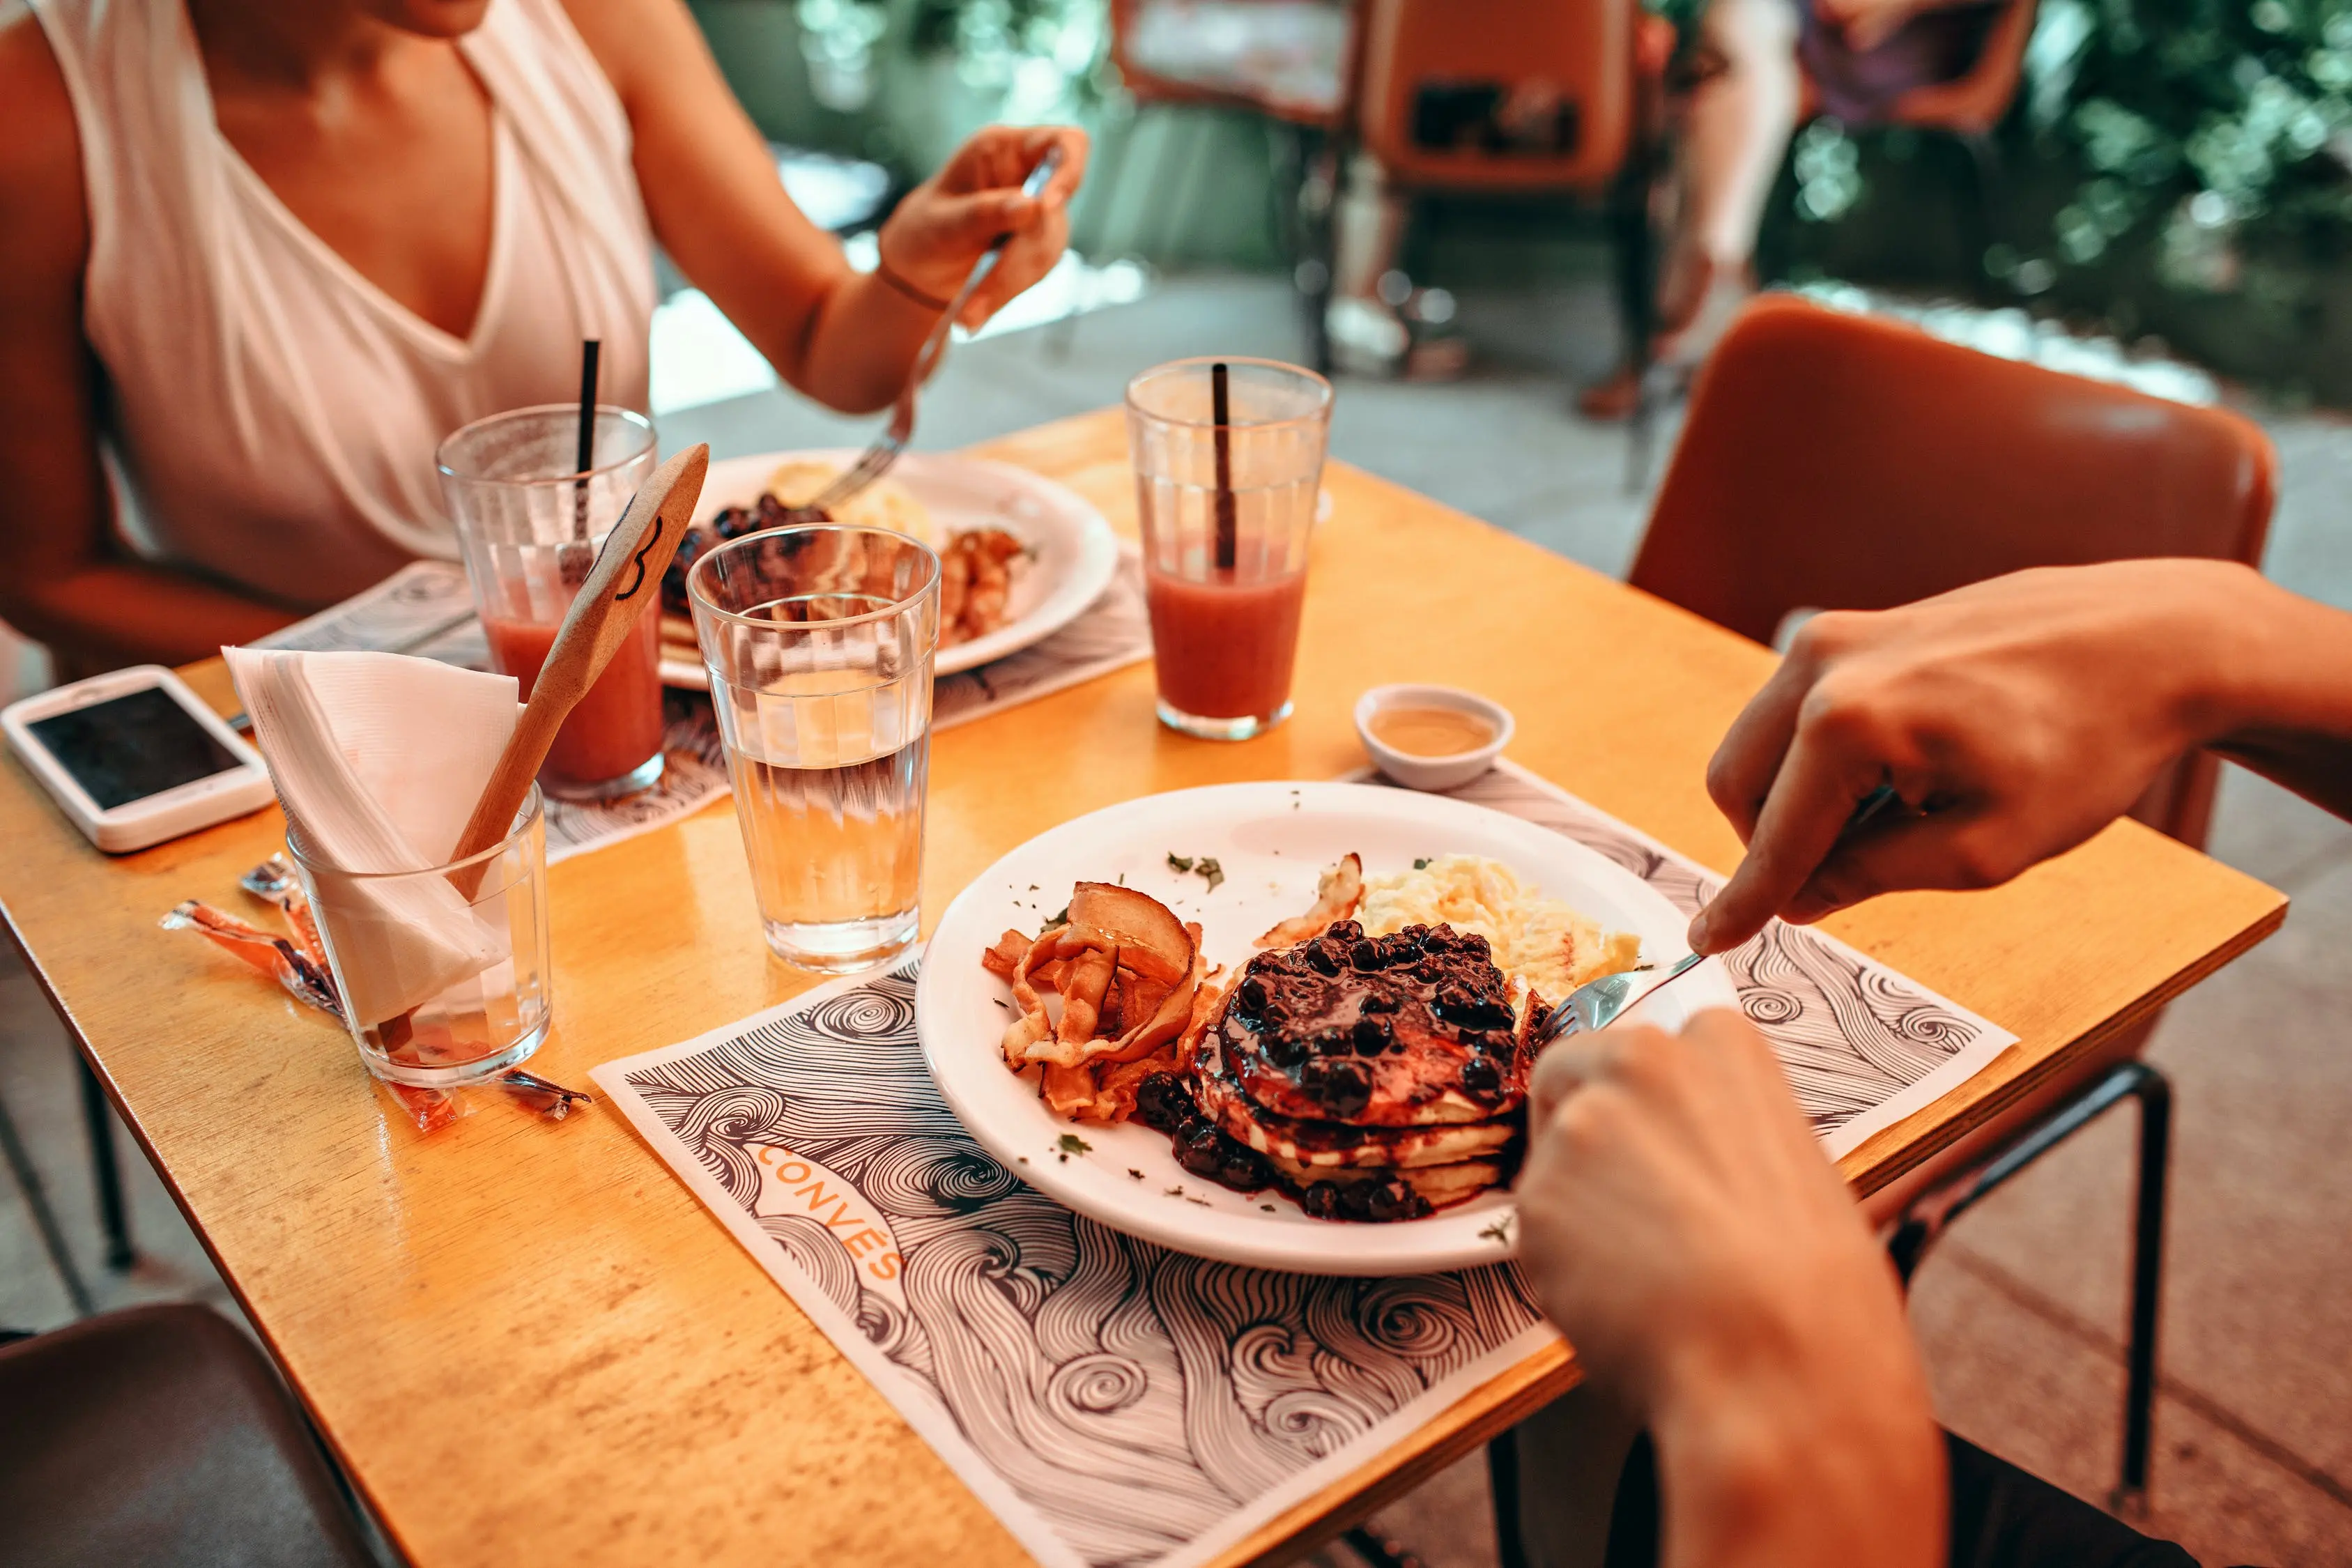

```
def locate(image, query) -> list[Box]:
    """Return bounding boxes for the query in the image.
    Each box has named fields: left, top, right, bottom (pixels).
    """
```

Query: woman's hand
left=1811, top=0, right=1923, bottom=50
left=877, top=125, right=1089, bottom=330
left=1686, top=558, right=2289, bottom=956
left=1517, top=1009, right=1944, bottom=1568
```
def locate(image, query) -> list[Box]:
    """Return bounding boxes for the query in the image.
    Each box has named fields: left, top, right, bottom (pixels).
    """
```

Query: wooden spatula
left=449, top=443, right=709, bottom=891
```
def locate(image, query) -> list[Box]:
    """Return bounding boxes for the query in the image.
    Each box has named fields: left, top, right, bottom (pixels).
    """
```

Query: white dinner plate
left=661, top=449, right=1121, bottom=687
left=916, top=781, right=1739, bottom=1275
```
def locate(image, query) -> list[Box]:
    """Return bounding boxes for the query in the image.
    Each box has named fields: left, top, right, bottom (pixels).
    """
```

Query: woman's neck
left=185, top=0, right=413, bottom=95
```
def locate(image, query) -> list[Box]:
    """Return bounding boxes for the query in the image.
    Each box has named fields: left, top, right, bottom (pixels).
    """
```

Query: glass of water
left=687, top=526, right=941, bottom=973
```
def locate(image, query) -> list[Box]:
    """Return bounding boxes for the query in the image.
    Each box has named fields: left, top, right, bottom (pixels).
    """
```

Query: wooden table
left=0, top=409, right=2284, bottom=1567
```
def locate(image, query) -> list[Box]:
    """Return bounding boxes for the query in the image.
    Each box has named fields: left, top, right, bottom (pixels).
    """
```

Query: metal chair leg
left=0, top=1084, right=95, bottom=1315
left=1610, top=148, right=1661, bottom=494
left=1958, top=130, right=2008, bottom=296
left=79, top=1054, right=134, bottom=1270
left=2113, top=1064, right=2169, bottom=1519
left=1487, top=1427, right=1531, bottom=1568
left=1339, top=1525, right=1429, bottom=1568
left=1889, top=1061, right=2172, bottom=1514
left=1296, top=134, right=1341, bottom=375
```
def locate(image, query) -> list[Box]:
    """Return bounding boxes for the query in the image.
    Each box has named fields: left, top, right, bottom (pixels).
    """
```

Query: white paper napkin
left=224, top=648, right=522, bottom=1026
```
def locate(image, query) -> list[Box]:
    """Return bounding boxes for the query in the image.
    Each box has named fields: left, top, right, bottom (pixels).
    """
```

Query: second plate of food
left=916, top=781, right=1737, bottom=1275
left=659, top=449, right=1121, bottom=686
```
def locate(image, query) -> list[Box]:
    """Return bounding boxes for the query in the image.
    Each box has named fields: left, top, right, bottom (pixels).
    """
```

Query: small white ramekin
left=1353, top=684, right=1514, bottom=791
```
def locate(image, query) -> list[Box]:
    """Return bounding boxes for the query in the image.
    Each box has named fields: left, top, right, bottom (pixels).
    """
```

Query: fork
left=794, top=146, right=1066, bottom=521
left=1533, top=951, right=1710, bottom=1048
left=1532, top=781, right=1910, bottom=1047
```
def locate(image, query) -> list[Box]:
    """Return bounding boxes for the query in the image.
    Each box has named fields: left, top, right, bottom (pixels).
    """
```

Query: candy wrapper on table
left=161, top=886, right=592, bottom=1132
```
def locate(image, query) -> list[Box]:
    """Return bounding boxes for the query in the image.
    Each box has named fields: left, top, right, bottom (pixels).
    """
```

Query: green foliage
left=2022, top=0, right=2352, bottom=285
left=793, top=0, right=1106, bottom=123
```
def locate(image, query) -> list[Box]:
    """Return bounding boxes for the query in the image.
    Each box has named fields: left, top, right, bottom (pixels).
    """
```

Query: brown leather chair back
left=0, top=1305, right=373, bottom=1568
left=1354, top=0, right=1634, bottom=193
left=1629, top=294, right=2277, bottom=849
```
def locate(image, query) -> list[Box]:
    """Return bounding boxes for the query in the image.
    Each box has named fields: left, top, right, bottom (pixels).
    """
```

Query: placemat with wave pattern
left=592, top=765, right=2014, bottom=1568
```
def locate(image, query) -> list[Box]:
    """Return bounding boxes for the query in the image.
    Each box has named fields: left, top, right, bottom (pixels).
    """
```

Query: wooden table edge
left=1834, top=893, right=2288, bottom=1197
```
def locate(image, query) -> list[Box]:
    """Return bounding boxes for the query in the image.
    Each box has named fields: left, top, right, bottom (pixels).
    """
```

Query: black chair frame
left=1888, top=1059, right=2173, bottom=1516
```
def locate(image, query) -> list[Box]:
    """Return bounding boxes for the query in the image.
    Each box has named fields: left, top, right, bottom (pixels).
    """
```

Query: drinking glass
left=687, top=527, right=941, bottom=973
left=1125, top=357, right=1332, bottom=740
left=289, top=787, right=552, bottom=1087
left=438, top=404, right=666, bottom=801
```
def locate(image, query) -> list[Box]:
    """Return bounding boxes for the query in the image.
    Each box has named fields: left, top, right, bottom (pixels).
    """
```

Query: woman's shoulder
left=0, top=8, right=90, bottom=277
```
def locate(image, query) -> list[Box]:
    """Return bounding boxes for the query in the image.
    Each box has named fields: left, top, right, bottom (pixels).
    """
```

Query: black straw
left=1210, top=361, right=1236, bottom=572
left=572, top=339, right=601, bottom=540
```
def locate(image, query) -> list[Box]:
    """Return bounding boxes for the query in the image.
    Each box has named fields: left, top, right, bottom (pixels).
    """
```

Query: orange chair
left=1312, top=0, right=1677, bottom=465
left=1629, top=293, right=2276, bottom=1511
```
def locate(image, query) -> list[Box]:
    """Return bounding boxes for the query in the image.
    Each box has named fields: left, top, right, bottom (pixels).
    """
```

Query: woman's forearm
left=4, top=560, right=296, bottom=671
left=784, top=266, right=946, bottom=415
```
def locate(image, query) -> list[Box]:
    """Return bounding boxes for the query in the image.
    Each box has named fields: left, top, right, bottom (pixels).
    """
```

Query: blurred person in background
left=1323, top=149, right=1469, bottom=381
left=1580, top=0, right=1999, bottom=418
left=1514, top=558, right=2352, bottom=1564
left=0, top=0, right=1084, bottom=677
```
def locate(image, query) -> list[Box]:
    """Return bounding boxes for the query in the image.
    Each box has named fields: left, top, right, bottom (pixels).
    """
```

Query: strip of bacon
left=1256, top=852, right=1365, bottom=948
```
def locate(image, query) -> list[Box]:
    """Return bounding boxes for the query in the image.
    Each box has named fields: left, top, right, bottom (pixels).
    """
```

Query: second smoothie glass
left=438, top=405, right=666, bottom=801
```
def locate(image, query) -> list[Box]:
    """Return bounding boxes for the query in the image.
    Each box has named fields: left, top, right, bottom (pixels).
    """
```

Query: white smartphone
left=3, top=665, right=275, bottom=853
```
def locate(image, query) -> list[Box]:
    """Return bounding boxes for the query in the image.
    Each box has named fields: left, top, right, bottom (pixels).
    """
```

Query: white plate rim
left=915, top=780, right=1739, bottom=1275
left=661, top=448, right=1121, bottom=686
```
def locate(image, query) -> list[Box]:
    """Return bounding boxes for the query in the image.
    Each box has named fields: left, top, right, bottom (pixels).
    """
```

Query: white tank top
left=31, top=0, right=656, bottom=609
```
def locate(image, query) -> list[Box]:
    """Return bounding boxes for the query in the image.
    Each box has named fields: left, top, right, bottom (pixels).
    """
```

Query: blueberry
left=1268, top=1031, right=1309, bottom=1068
left=1135, top=1073, right=1196, bottom=1132
left=1315, top=1029, right=1354, bottom=1057
left=1316, top=1060, right=1372, bottom=1118
left=1360, top=989, right=1401, bottom=1015
left=1460, top=1056, right=1501, bottom=1094
left=1237, top=975, right=1269, bottom=1013
left=1217, top=1146, right=1273, bottom=1192
left=1353, top=1016, right=1392, bottom=1056
left=1327, top=919, right=1364, bottom=943
left=1176, top=1126, right=1227, bottom=1178
left=1301, top=1181, right=1344, bottom=1219
left=1362, top=1178, right=1417, bottom=1222
left=1349, top=939, right=1385, bottom=972
left=1306, top=942, right=1342, bottom=976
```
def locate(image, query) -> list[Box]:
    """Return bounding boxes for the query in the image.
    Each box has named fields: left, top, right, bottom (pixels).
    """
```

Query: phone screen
left=26, top=687, right=246, bottom=810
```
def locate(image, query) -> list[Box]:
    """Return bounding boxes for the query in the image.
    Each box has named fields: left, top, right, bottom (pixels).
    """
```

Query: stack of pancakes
left=1192, top=918, right=1543, bottom=1222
